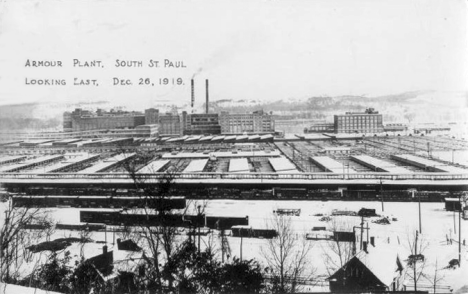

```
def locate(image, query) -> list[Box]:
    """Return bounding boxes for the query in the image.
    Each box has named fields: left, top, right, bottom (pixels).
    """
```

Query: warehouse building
left=219, top=110, right=275, bottom=134
left=334, top=108, right=383, bottom=134
left=65, top=108, right=146, bottom=132
left=181, top=112, right=221, bottom=135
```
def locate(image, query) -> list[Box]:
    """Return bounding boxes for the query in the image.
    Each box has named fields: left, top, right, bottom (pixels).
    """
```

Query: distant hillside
left=212, top=90, right=468, bottom=123
left=1, top=90, right=466, bottom=132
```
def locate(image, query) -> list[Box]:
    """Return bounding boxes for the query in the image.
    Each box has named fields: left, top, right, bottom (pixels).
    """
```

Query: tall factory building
left=144, top=108, right=159, bottom=124
left=182, top=112, right=221, bottom=135
left=334, top=108, right=383, bottom=134
left=63, top=112, right=72, bottom=132
left=158, top=113, right=182, bottom=136
left=180, top=78, right=221, bottom=135
left=219, top=110, right=275, bottom=134
left=65, top=108, right=146, bottom=132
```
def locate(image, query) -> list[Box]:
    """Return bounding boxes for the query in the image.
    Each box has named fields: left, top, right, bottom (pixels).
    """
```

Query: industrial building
left=182, top=112, right=221, bottom=135
left=219, top=110, right=275, bottom=134
left=64, top=108, right=146, bottom=132
left=158, top=113, right=182, bottom=136
left=334, top=108, right=384, bottom=134
left=304, top=122, right=335, bottom=133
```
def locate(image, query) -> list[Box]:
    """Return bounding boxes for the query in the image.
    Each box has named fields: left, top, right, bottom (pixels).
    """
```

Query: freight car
left=231, top=225, right=277, bottom=239
left=79, top=210, right=195, bottom=227
left=12, top=195, right=186, bottom=210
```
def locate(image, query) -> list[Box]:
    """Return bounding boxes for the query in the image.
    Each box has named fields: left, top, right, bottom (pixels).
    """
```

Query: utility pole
left=342, top=162, right=345, bottom=180
left=221, top=229, right=225, bottom=263
left=454, top=209, right=457, bottom=234
left=419, top=193, right=422, bottom=234
left=352, top=227, right=356, bottom=254
left=360, top=216, right=364, bottom=250
left=366, top=222, right=369, bottom=244
left=197, top=205, right=201, bottom=254
left=459, top=194, right=462, bottom=267
left=410, top=189, right=422, bottom=234
left=380, top=179, right=384, bottom=212
left=240, top=227, right=243, bottom=261
left=0, top=211, right=7, bottom=283
left=414, top=230, right=418, bottom=292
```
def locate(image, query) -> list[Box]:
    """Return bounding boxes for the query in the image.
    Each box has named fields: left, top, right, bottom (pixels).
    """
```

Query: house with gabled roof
left=329, top=239, right=405, bottom=292
left=86, top=242, right=146, bottom=292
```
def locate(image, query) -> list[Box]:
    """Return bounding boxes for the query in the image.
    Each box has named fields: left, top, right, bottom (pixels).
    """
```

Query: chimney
left=191, top=79, right=195, bottom=110
left=103, top=245, right=108, bottom=254
left=205, top=79, right=209, bottom=114
left=363, top=241, right=368, bottom=253
left=370, top=236, right=375, bottom=247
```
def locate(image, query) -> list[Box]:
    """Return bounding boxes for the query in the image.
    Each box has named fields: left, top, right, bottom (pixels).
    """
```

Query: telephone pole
left=459, top=195, right=462, bottom=266
left=380, top=179, right=384, bottom=212
left=197, top=205, right=201, bottom=254
left=414, top=230, right=418, bottom=291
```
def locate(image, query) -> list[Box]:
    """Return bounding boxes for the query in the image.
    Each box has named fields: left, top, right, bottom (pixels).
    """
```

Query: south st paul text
left=24, top=59, right=186, bottom=68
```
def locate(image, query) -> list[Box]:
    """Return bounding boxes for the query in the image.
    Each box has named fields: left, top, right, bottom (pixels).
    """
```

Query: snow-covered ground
left=2, top=199, right=467, bottom=292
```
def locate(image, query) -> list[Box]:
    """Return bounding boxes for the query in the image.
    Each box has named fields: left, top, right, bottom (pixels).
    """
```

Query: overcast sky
left=0, top=0, right=466, bottom=109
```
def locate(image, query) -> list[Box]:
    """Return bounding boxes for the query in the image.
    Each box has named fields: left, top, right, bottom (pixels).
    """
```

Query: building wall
left=158, top=113, right=181, bottom=136
left=334, top=113, right=383, bottom=134
left=219, top=111, right=274, bottom=134
left=67, top=108, right=147, bottom=132
left=304, top=123, right=335, bottom=133
left=145, top=108, right=159, bottom=125
left=329, top=257, right=390, bottom=292
left=183, top=113, right=221, bottom=135
left=63, top=112, right=72, bottom=132
left=71, top=115, right=146, bottom=132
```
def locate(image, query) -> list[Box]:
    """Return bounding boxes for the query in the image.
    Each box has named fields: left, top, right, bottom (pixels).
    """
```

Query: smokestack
left=363, top=241, right=368, bottom=253
left=205, top=79, right=209, bottom=114
left=191, top=79, right=195, bottom=110
left=370, top=236, right=375, bottom=247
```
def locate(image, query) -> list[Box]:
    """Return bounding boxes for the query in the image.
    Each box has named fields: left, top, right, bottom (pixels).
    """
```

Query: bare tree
left=1, top=200, right=54, bottom=283
left=425, top=259, right=446, bottom=294
left=261, top=213, right=314, bottom=293
left=405, top=230, right=429, bottom=292
left=320, top=217, right=355, bottom=277
left=119, top=151, right=194, bottom=292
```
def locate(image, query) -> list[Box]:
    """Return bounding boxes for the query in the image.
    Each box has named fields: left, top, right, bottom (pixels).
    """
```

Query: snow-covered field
left=2, top=199, right=467, bottom=292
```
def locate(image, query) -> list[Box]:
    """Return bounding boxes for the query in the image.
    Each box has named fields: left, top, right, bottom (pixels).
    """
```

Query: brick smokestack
left=191, top=79, right=195, bottom=110
left=205, top=79, right=209, bottom=114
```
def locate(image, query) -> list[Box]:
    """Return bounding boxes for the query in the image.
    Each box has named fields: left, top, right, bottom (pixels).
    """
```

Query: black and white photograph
left=0, top=0, right=467, bottom=293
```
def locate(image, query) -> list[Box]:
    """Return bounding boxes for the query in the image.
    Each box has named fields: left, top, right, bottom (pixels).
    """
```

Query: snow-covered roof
left=0, top=283, right=64, bottom=294
left=311, top=156, right=355, bottom=173
left=0, top=155, right=26, bottom=165
left=352, top=155, right=412, bottom=173
left=183, top=159, right=208, bottom=173
left=199, top=136, right=214, bottom=141
left=162, top=150, right=281, bottom=159
left=137, top=160, right=170, bottom=173
left=0, top=155, right=64, bottom=172
left=392, top=154, right=467, bottom=173
left=353, top=243, right=403, bottom=287
left=211, top=135, right=226, bottom=141
left=268, top=157, right=298, bottom=172
left=229, top=158, right=250, bottom=173
left=87, top=247, right=145, bottom=282
left=185, top=136, right=202, bottom=142
left=78, top=153, right=135, bottom=173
